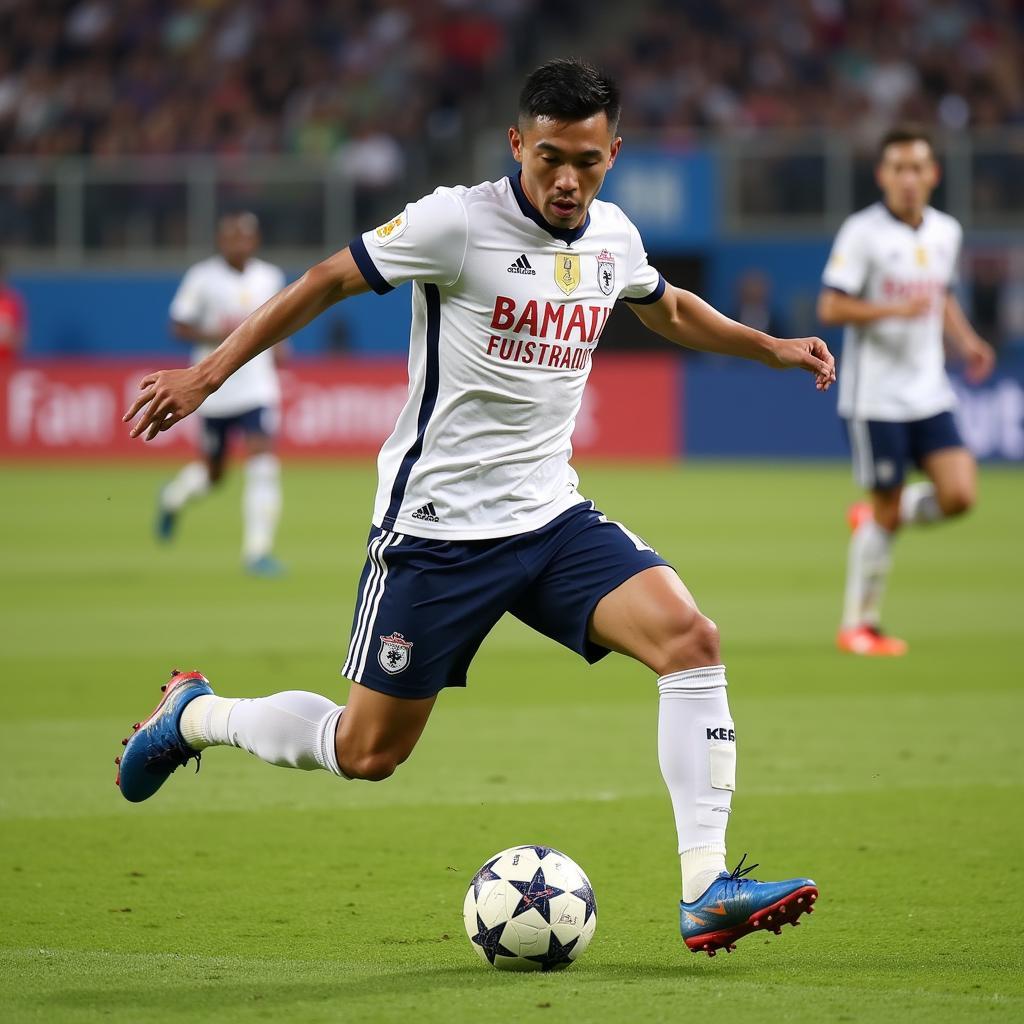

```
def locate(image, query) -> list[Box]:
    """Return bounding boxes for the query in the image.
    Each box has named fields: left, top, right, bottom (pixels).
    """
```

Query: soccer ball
left=463, top=845, right=597, bottom=971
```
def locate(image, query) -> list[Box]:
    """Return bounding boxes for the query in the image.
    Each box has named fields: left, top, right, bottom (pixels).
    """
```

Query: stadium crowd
left=1, top=0, right=1020, bottom=162
left=0, top=0, right=541, bottom=177
left=608, top=0, right=1023, bottom=139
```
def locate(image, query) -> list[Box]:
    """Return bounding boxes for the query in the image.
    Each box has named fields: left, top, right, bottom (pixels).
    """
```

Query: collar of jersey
left=509, top=172, right=591, bottom=245
left=880, top=201, right=928, bottom=232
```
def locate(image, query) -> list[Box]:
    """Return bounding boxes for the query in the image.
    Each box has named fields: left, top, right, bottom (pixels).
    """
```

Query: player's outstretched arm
left=943, top=292, right=996, bottom=384
left=817, top=287, right=929, bottom=325
left=124, top=249, right=371, bottom=440
left=630, top=284, right=836, bottom=391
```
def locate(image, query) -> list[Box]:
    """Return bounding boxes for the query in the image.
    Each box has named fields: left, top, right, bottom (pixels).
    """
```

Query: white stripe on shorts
left=848, top=419, right=874, bottom=489
left=342, top=531, right=401, bottom=679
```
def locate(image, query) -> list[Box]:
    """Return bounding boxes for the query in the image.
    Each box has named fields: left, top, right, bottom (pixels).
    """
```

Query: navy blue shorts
left=199, top=406, right=277, bottom=462
left=845, top=411, right=963, bottom=490
left=340, top=501, right=671, bottom=699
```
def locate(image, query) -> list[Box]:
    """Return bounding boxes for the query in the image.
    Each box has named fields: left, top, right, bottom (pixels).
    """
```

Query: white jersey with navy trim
left=170, top=255, right=285, bottom=418
left=349, top=174, right=665, bottom=540
left=822, top=203, right=961, bottom=422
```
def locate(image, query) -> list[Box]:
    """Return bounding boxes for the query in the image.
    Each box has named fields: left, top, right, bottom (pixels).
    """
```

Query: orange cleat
left=837, top=625, right=908, bottom=657
left=847, top=501, right=873, bottom=532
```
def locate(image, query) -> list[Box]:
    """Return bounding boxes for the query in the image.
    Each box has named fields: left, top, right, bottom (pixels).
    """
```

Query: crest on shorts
left=378, top=632, right=413, bottom=674
left=596, top=249, right=616, bottom=296
left=555, top=253, right=580, bottom=295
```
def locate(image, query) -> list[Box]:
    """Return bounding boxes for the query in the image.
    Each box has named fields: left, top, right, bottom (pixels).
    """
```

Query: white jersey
left=822, top=203, right=961, bottom=421
left=350, top=175, right=664, bottom=540
left=170, top=255, right=285, bottom=418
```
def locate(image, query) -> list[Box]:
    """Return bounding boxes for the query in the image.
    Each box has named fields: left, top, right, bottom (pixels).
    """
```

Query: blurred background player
left=818, top=127, right=996, bottom=656
left=0, top=253, right=27, bottom=363
left=157, top=211, right=286, bottom=577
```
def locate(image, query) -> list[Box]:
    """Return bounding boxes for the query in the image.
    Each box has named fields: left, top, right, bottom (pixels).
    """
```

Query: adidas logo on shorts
left=411, top=501, right=440, bottom=523
left=507, top=254, right=536, bottom=275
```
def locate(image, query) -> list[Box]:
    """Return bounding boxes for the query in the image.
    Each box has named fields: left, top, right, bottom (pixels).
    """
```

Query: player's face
left=876, top=141, right=939, bottom=220
left=510, top=114, right=621, bottom=230
left=217, top=219, right=260, bottom=266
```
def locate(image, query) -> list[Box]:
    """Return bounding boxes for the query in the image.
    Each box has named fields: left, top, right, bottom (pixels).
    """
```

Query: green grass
left=1, top=460, right=1022, bottom=1023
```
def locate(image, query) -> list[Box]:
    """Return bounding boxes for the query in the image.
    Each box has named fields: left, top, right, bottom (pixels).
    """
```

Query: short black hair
left=518, top=58, right=621, bottom=133
left=878, top=125, right=935, bottom=161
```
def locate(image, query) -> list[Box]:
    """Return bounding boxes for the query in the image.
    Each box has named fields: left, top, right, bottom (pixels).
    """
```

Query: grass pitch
left=1, top=460, right=1022, bottom=1024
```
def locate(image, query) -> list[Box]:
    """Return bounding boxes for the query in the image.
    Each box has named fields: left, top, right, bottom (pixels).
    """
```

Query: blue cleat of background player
left=154, top=491, right=177, bottom=542
left=245, top=553, right=286, bottom=578
left=115, top=670, right=212, bottom=802
left=679, top=855, right=818, bottom=956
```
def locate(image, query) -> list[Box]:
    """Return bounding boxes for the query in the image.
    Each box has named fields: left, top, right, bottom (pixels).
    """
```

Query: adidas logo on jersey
left=411, top=502, right=440, bottom=523
left=507, top=254, right=536, bottom=276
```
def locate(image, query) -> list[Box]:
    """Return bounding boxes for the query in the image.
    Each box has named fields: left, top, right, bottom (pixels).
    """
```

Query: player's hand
left=893, top=295, right=931, bottom=318
left=772, top=337, right=836, bottom=391
left=123, top=366, right=213, bottom=441
left=964, top=338, right=996, bottom=384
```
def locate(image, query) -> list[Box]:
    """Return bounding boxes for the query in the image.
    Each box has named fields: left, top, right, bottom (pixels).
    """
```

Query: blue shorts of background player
left=199, top=405, right=278, bottom=468
left=342, top=501, right=669, bottom=699
left=844, top=409, right=963, bottom=490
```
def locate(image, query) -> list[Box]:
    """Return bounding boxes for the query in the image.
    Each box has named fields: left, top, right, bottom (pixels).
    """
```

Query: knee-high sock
left=162, top=461, right=210, bottom=512
left=243, top=453, right=281, bottom=561
left=842, top=519, right=893, bottom=629
left=900, top=481, right=944, bottom=525
left=658, top=665, right=735, bottom=902
left=180, top=691, right=345, bottom=776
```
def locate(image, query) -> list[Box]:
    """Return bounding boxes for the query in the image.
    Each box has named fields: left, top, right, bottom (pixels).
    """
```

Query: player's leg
left=510, top=506, right=816, bottom=955
left=839, top=419, right=907, bottom=655
left=155, top=417, right=225, bottom=541
left=904, top=413, right=976, bottom=525
left=184, top=678, right=436, bottom=780
left=118, top=525, right=519, bottom=801
left=240, top=407, right=283, bottom=575
left=589, top=566, right=817, bottom=953
left=587, top=566, right=732, bottom=893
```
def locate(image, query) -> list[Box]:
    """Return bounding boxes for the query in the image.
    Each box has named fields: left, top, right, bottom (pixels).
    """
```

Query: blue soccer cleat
left=155, top=493, right=177, bottom=542
left=245, top=554, right=286, bottom=578
left=115, top=669, right=212, bottom=803
left=679, top=855, right=818, bottom=956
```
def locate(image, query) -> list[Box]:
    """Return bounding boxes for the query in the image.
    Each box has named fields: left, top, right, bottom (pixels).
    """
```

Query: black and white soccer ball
left=463, top=845, right=597, bottom=971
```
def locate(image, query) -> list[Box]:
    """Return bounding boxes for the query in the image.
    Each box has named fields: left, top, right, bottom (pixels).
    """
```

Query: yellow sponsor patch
left=915, top=245, right=928, bottom=267
left=555, top=252, right=580, bottom=296
left=373, top=212, right=407, bottom=245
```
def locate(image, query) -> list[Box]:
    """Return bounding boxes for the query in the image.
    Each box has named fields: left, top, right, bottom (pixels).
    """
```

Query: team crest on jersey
left=596, top=249, right=616, bottom=296
left=915, top=246, right=928, bottom=267
left=373, top=212, right=408, bottom=245
left=378, top=632, right=413, bottom=674
left=555, top=252, right=581, bottom=295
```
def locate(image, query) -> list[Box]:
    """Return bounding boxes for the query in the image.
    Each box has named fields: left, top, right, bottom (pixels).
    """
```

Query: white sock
left=842, top=519, right=893, bottom=629
left=900, top=482, right=944, bottom=525
left=162, top=461, right=210, bottom=512
left=180, top=691, right=345, bottom=776
left=243, top=454, right=281, bottom=562
left=658, top=666, right=734, bottom=902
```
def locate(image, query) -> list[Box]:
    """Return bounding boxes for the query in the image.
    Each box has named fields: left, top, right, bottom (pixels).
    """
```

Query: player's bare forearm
left=943, top=292, right=996, bottom=382
left=630, top=285, right=835, bottom=390
left=124, top=248, right=370, bottom=440
left=817, top=288, right=927, bottom=325
left=170, top=321, right=221, bottom=346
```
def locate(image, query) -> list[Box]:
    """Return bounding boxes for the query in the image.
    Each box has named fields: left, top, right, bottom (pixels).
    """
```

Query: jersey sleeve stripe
left=349, top=235, right=395, bottom=295
left=622, top=273, right=666, bottom=305
left=381, top=283, right=442, bottom=530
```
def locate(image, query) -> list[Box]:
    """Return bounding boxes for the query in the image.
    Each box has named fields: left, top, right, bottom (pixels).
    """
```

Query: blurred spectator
left=732, top=269, right=786, bottom=339
left=606, top=1, right=1024, bottom=137
left=0, top=254, right=27, bottom=361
